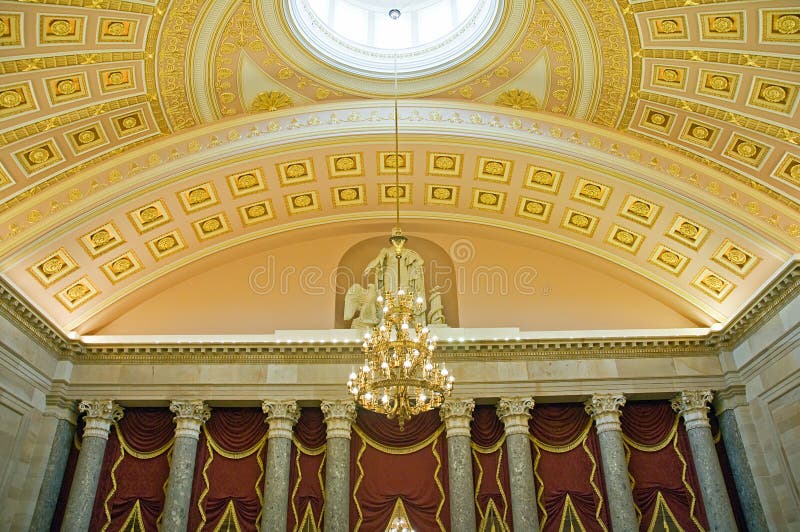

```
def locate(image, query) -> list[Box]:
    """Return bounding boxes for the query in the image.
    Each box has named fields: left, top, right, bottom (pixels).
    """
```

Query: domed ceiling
left=0, top=0, right=798, bottom=335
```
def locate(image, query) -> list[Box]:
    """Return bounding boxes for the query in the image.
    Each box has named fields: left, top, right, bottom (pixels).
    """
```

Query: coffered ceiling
left=0, top=0, right=797, bottom=335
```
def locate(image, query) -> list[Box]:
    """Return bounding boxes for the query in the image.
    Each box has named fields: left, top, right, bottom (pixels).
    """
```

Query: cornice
left=1, top=260, right=798, bottom=364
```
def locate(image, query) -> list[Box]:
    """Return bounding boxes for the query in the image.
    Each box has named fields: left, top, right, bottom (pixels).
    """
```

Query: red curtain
left=187, top=407, right=269, bottom=531
left=288, top=407, right=326, bottom=530
left=529, top=403, right=610, bottom=531
left=621, top=401, right=708, bottom=531
left=349, top=409, right=450, bottom=531
left=471, top=405, right=512, bottom=530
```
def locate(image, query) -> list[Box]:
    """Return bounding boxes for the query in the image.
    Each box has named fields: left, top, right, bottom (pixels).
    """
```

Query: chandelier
left=346, top=8, right=454, bottom=429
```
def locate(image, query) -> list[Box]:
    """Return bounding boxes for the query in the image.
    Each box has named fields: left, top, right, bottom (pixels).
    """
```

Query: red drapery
left=471, top=405, right=512, bottom=530
left=621, top=401, right=708, bottom=531
left=349, top=409, right=450, bottom=531
left=187, top=407, right=269, bottom=531
left=288, top=407, right=327, bottom=531
left=529, top=403, right=610, bottom=531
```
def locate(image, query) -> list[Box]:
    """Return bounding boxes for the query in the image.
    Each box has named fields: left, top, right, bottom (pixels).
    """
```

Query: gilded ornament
left=339, top=188, right=358, bottom=201
left=41, top=258, right=65, bottom=275
left=659, top=251, right=680, bottom=266
left=250, top=91, right=292, bottom=112
left=570, top=213, right=590, bottom=228
left=434, top=156, right=455, bottom=170
left=77, top=130, right=97, bottom=144
left=525, top=201, right=544, bottom=214
left=678, top=222, right=699, bottom=239
left=121, top=116, right=138, bottom=129
left=581, top=184, right=602, bottom=199
left=315, top=87, right=330, bottom=100
left=761, top=85, right=787, bottom=103
left=28, top=210, right=41, bottom=223
left=629, top=201, right=651, bottom=217
left=140, top=206, right=160, bottom=222
left=479, top=192, right=498, bottom=205
left=188, top=188, right=210, bottom=204
left=614, top=230, right=635, bottom=245
left=111, top=258, right=132, bottom=273
left=791, top=164, right=800, bottom=179
left=0, top=90, right=22, bottom=108
left=691, top=126, right=710, bottom=140
left=776, top=15, right=800, bottom=34
left=156, top=236, right=176, bottom=251
left=0, top=19, right=7, bottom=36
left=385, top=154, right=404, bottom=168
left=649, top=112, right=666, bottom=125
left=237, top=174, right=258, bottom=189
left=724, top=248, right=748, bottom=265
left=293, top=194, right=312, bottom=208
left=246, top=205, right=266, bottom=218
left=56, top=79, right=77, bottom=95
left=495, top=89, right=539, bottom=111
left=660, top=19, right=679, bottom=33
left=201, top=218, right=221, bottom=233
left=107, top=72, right=125, bottom=85
left=433, top=187, right=451, bottom=200
left=286, top=164, right=307, bottom=178
left=711, top=17, right=735, bottom=33
left=701, top=275, right=725, bottom=292
left=91, top=230, right=111, bottom=247
left=709, top=76, right=729, bottom=90
left=106, top=21, right=126, bottom=36
left=49, top=19, right=72, bottom=36
left=661, top=69, right=679, bottom=82
left=28, top=148, right=51, bottom=164
left=66, top=284, right=89, bottom=301
left=531, top=171, right=554, bottom=185
left=386, top=185, right=401, bottom=198
left=735, top=142, right=757, bottom=158
left=335, top=157, right=356, bottom=171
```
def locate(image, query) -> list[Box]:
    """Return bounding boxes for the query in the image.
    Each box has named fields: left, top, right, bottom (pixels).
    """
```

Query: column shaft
left=321, top=400, right=356, bottom=532
left=441, top=399, right=476, bottom=532
left=61, top=400, right=123, bottom=532
left=162, top=400, right=210, bottom=532
left=261, top=401, right=300, bottom=532
left=672, top=391, right=737, bottom=532
left=30, top=417, right=75, bottom=532
left=585, top=394, right=638, bottom=532
left=497, top=397, right=539, bottom=532
left=718, top=409, right=768, bottom=532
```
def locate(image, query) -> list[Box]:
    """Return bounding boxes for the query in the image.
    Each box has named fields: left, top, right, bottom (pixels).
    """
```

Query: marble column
left=441, top=399, right=476, bottom=532
left=321, top=400, right=357, bottom=532
left=61, top=400, right=123, bottom=532
left=717, top=407, right=768, bottom=531
left=584, top=393, right=638, bottom=532
left=261, top=400, right=300, bottom=532
left=496, top=397, right=540, bottom=532
left=671, top=391, right=737, bottom=531
left=162, top=400, right=211, bottom=532
left=30, top=402, right=77, bottom=532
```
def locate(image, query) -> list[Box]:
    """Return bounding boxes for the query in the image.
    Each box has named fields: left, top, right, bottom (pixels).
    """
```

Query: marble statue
left=343, top=283, right=380, bottom=329
left=427, top=285, right=446, bottom=326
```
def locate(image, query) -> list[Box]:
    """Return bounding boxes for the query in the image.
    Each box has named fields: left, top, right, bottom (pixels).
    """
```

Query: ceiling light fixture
left=346, top=8, right=454, bottom=431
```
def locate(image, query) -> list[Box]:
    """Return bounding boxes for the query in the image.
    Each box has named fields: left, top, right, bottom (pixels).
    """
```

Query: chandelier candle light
left=346, top=8, right=454, bottom=430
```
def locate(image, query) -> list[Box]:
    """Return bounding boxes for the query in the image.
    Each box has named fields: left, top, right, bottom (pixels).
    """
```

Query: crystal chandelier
left=346, top=8, right=454, bottom=429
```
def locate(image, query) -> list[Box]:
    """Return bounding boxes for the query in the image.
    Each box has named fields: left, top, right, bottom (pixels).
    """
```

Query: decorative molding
left=170, top=400, right=210, bottom=439
left=79, top=399, right=124, bottom=439
left=440, top=399, right=474, bottom=438
left=262, top=400, right=299, bottom=440
left=584, top=393, right=626, bottom=434
left=321, top=400, right=356, bottom=440
left=0, top=279, right=70, bottom=355
left=671, top=390, right=713, bottom=431
left=496, top=397, right=534, bottom=435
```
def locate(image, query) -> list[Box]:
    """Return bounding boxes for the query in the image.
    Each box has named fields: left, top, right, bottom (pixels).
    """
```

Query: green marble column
left=321, top=400, right=356, bottom=532
left=261, top=400, right=300, bottom=532
left=496, top=397, right=539, bottom=532
left=441, top=399, right=476, bottom=532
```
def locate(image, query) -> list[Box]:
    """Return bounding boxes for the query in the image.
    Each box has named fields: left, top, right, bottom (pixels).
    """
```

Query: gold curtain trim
left=114, top=422, right=174, bottom=460
left=196, top=437, right=213, bottom=531
left=100, top=445, right=126, bottom=531
left=472, top=448, right=486, bottom=522
left=202, top=424, right=268, bottom=459
left=533, top=444, right=548, bottom=529
left=673, top=434, right=705, bottom=531
left=432, top=436, right=447, bottom=531
left=471, top=433, right=507, bottom=454
left=622, top=417, right=679, bottom=452
left=351, top=424, right=445, bottom=454
left=582, top=438, right=609, bottom=531
left=529, top=421, right=593, bottom=453
left=293, top=437, right=327, bottom=456
left=352, top=439, right=367, bottom=530
left=254, top=439, right=266, bottom=526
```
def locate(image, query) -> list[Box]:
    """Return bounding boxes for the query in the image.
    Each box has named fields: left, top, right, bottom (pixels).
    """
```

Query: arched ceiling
left=0, top=0, right=798, bottom=335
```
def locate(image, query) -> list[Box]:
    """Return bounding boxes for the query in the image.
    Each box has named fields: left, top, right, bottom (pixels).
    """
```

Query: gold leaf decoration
left=249, top=91, right=292, bottom=113
left=495, top=89, right=539, bottom=111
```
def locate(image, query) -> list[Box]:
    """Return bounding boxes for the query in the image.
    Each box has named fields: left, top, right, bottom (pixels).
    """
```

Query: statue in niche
left=427, top=285, right=446, bottom=326
left=343, top=283, right=380, bottom=329
left=344, top=242, right=436, bottom=328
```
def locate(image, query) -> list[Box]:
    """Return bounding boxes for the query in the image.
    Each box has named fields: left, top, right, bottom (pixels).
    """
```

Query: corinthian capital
left=170, top=400, right=210, bottom=439
left=440, top=399, right=474, bottom=438
left=496, top=397, right=534, bottom=436
left=584, top=394, right=626, bottom=434
left=321, top=400, right=357, bottom=440
left=671, top=390, right=713, bottom=431
left=79, top=400, right=124, bottom=440
left=262, top=400, right=300, bottom=440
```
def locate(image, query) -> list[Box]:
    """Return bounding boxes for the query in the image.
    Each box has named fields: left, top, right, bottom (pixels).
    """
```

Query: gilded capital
left=496, top=397, right=534, bottom=436
left=321, top=400, right=357, bottom=440
left=671, top=390, right=713, bottom=431
left=440, top=399, right=474, bottom=438
left=79, top=399, right=124, bottom=440
left=584, top=394, right=626, bottom=434
left=170, top=400, right=210, bottom=439
left=262, top=400, right=300, bottom=440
